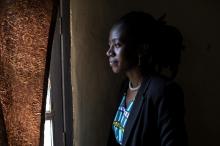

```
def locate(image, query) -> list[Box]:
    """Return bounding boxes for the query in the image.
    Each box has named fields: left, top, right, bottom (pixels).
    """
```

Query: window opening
left=43, top=0, right=72, bottom=145
left=44, top=79, right=54, bottom=146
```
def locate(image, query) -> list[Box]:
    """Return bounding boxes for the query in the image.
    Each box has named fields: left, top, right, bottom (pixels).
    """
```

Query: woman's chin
left=111, top=67, right=120, bottom=74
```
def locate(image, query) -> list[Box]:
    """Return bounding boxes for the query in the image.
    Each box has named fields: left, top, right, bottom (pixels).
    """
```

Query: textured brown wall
left=71, top=0, right=220, bottom=146
left=0, top=0, right=52, bottom=145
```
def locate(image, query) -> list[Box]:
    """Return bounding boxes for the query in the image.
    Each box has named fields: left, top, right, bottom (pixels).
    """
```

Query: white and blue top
left=112, top=94, right=135, bottom=145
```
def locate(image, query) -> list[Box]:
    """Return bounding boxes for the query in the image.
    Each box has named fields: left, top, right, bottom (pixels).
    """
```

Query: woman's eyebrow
left=109, top=38, right=119, bottom=44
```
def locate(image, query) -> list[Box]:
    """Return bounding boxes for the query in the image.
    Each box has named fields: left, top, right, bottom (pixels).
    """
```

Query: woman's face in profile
left=106, top=25, right=129, bottom=74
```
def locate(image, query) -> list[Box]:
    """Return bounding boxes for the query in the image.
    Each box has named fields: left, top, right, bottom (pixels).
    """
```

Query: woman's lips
left=109, top=59, right=119, bottom=66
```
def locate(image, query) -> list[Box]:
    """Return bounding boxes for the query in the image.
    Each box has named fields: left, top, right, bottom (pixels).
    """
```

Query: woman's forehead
left=109, top=25, right=127, bottom=42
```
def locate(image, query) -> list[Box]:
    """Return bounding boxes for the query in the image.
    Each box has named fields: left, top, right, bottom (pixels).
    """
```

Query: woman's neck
left=126, top=67, right=143, bottom=88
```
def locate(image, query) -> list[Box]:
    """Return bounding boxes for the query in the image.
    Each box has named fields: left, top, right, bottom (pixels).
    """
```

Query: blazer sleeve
left=152, top=81, right=188, bottom=146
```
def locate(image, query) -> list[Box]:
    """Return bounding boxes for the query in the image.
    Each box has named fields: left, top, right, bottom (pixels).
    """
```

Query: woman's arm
left=154, top=82, right=188, bottom=146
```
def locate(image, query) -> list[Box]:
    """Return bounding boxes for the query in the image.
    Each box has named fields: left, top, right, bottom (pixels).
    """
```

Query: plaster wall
left=70, top=0, right=220, bottom=146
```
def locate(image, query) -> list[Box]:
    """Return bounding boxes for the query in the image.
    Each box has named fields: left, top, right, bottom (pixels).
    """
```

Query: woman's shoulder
left=145, top=75, right=183, bottom=102
left=147, top=75, right=170, bottom=91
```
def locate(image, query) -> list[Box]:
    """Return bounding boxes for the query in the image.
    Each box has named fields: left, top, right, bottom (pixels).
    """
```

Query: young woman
left=106, top=11, right=188, bottom=146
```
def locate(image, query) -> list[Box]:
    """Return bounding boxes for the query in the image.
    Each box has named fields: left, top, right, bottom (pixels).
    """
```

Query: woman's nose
left=106, top=47, right=112, bottom=57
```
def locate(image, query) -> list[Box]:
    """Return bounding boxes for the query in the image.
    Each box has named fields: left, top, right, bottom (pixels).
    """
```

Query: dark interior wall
left=70, top=0, right=220, bottom=146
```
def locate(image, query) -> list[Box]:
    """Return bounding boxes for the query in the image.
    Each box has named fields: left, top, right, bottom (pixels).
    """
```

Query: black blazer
left=107, top=76, right=188, bottom=146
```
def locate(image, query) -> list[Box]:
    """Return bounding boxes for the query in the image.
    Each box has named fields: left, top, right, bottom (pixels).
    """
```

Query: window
left=43, top=0, right=72, bottom=145
left=44, top=79, right=54, bottom=146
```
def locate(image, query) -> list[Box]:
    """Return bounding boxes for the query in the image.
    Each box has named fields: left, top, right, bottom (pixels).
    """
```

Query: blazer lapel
left=122, top=76, right=151, bottom=146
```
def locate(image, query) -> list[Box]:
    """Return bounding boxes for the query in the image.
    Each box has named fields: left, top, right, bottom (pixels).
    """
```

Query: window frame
left=42, top=0, right=73, bottom=145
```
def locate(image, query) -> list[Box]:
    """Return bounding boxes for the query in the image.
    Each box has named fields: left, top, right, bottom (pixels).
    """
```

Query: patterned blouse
left=112, top=94, right=135, bottom=145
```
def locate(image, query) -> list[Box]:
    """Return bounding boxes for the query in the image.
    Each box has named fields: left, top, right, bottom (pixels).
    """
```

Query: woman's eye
left=114, top=43, right=121, bottom=48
